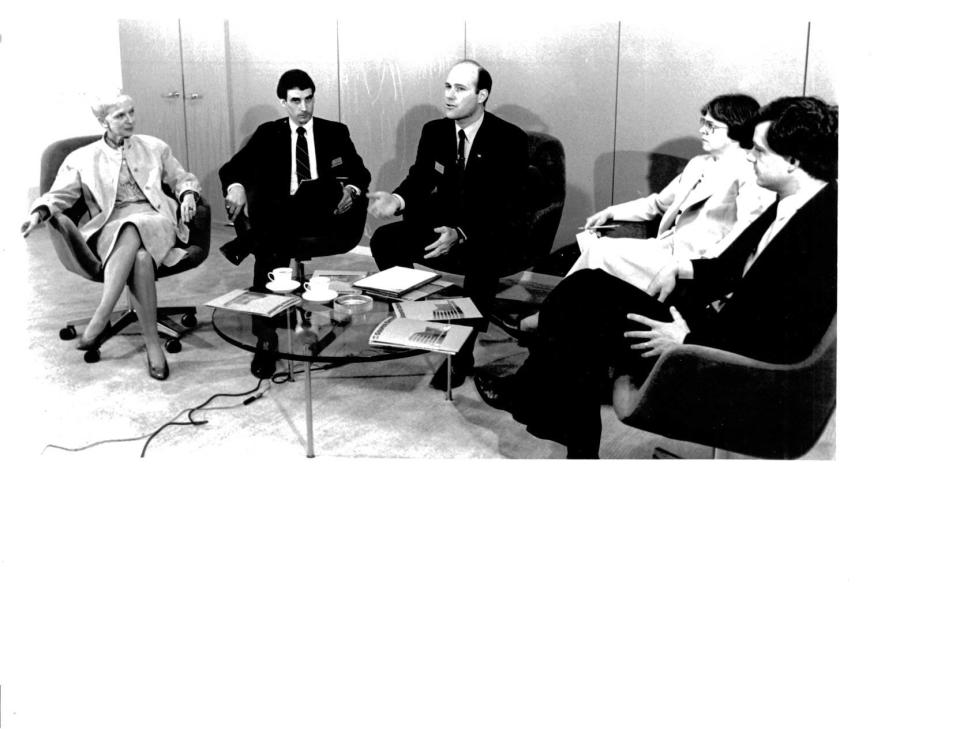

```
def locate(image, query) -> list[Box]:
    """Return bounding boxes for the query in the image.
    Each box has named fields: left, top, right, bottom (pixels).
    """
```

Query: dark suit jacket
left=394, top=112, right=528, bottom=250
left=219, top=117, right=370, bottom=205
left=682, top=182, right=838, bottom=364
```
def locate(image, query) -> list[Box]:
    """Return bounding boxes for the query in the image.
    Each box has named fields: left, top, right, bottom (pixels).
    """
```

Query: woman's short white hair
left=90, top=91, right=133, bottom=124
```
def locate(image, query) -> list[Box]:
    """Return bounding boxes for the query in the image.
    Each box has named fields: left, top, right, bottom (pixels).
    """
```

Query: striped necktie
left=295, top=126, right=310, bottom=184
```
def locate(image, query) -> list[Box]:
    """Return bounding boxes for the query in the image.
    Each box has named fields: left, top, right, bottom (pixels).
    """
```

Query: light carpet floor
left=12, top=222, right=834, bottom=462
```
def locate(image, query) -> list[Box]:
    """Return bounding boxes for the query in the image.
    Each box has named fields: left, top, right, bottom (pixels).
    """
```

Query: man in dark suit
left=475, top=96, right=839, bottom=458
left=367, top=59, right=529, bottom=389
left=219, top=69, right=371, bottom=377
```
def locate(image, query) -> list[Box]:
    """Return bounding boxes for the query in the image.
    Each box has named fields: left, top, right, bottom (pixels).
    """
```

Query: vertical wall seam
left=223, top=20, right=235, bottom=154
left=610, top=21, right=622, bottom=208
left=176, top=20, right=191, bottom=169
left=336, top=19, right=343, bottom=122
left=802, top=21, right=811, bottom=95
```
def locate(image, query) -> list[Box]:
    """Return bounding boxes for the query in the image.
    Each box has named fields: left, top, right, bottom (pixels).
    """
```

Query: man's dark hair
left=458, top=59, right=492, bottom=103
left=754, top=96, right=839, bottom=182
left=276, top=69, right=315, bottom=99
left=701, top=94, right=760, bottom=149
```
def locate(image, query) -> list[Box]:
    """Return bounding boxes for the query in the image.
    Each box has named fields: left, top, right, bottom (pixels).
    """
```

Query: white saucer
left=266, top=280, right=300, bottom=293
left=301, top=289, right=338, bottom=303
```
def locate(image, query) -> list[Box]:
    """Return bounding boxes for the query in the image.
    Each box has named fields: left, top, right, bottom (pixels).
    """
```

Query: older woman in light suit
left=575, top=94, right=773, bottom=284
left=22, top=92, right=200, bottom=380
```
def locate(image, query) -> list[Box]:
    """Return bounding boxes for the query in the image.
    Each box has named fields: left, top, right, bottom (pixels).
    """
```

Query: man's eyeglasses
left=699, top=117, right=728, bottom=133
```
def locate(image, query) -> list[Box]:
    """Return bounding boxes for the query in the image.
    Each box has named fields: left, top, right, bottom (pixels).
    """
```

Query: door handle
left=162, top=91, right=181, bottom=99
left=188, top=93, right=203, bottom=100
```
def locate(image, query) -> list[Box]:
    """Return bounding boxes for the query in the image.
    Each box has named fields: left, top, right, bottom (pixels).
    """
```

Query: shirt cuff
left=677, top=257, right=694, bottom=279
left=392, top=193, right=405, bottom=214
left=226, top=182, right=244, bottom=194
left=455, top=226, right=467, bottom=242
left=345, top=184, right=361, bottom=197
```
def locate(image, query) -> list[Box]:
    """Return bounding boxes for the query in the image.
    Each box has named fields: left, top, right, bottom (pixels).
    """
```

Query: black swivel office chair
left=40, top=135, right=212, bottom=363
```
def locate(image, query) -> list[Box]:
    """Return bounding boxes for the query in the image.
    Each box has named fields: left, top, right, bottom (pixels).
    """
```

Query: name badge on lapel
left=434, top=161, right=445, bottom=174
left=330, top=157, right=343, bottom=168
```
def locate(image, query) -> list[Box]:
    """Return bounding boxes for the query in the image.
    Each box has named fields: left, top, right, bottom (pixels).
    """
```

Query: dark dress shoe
left=219, top=235, right=253, bottom=266
left=430, top=351, right=473, bottom=391
left=473, top=372, right=516, bottom=412
left=250, top=335, right=278, bottom=379
left=147, top=354, right=170, bottom=381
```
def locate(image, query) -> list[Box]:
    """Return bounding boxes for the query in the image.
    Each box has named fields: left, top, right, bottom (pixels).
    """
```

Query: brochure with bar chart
left=368, top=317, right=473, bottom=355
left=391, top=297, right=482, bottom=322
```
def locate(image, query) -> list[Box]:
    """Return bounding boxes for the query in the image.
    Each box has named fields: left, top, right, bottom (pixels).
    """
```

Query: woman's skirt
left=564, top=235, right=673, bottom=291
left=93, top=202, right=178, bottom=268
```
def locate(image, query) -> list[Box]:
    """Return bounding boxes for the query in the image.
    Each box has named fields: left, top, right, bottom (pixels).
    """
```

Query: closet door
left=119, top=20, right=231, bottom=225
left=180, top=20, right=231, bottom=225
left=118, top=20, right=188, bottom=161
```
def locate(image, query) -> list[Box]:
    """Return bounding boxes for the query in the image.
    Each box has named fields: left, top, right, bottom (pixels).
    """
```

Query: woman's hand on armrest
left=21, top=210, right=46, bottom=238
left=180, top=193, right=197, bottom=224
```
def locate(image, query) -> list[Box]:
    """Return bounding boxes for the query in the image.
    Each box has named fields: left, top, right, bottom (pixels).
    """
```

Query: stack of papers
left=353, top=266, right=441, bottom=297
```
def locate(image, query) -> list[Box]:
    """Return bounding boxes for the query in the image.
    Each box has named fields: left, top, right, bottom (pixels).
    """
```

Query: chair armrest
left=606, top=219, right=659, bottom=239
left=159, top=195, right=211, bottom=277
left=47, top=213, right=101, bottom=280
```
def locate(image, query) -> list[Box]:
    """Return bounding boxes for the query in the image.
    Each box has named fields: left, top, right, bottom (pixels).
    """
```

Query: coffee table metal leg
left=446, top=354, right=452, bottom=401
left=304, top=355, right=315, bottom=458
left=286, top=309, right=295, bottom=381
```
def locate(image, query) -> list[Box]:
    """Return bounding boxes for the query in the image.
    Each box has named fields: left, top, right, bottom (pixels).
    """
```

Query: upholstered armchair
left=612, top=316, right=837, bottom=459
left=40, top=135, right=211, bottom=362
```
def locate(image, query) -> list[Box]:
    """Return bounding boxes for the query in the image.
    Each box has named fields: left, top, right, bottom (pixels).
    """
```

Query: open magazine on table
left=368, top=316, right=473, bottom=355
left=391, top=297, right=482, bottom=322
left=203, top=289, right=300, bottom=318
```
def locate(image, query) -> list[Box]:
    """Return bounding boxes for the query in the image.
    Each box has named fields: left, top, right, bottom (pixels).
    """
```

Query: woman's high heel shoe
left=147, top=352, right=169, bottom=381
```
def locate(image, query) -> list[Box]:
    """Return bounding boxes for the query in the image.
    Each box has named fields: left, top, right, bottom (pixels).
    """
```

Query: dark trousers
left=512, top=269, right=675, bottom=454
left=242, top=183, right=364, bottom=339
left=369, top=220, right=502, bottom=305
left=245, top=183, right=364, bottom=291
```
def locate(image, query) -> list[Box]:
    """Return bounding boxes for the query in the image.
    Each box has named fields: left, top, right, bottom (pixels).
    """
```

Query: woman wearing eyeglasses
left=535, top=95, right=772, bottom=322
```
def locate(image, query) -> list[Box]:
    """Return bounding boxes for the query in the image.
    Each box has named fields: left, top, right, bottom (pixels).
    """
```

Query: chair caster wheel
left=60, top=325, right=77, bottom=340
left=164, top=338, right=182, bottom=354
left=180, top=313, right=198, bottom=328
left=83, top=349, right=100, bottom=363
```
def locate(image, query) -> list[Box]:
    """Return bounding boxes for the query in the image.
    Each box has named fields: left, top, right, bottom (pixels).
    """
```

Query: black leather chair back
left=519, top=131, right=565, bottom=271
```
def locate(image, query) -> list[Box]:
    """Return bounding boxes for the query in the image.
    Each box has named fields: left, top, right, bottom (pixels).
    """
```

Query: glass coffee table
left=211, top=296, right=459, bottom=457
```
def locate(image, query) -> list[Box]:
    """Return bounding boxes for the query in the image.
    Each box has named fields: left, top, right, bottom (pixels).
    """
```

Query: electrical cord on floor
left=139, top=379, right=269, bottom=457
left=42, top=379, right=269, bottom=456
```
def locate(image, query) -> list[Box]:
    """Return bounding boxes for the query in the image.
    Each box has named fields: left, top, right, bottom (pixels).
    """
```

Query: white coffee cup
left=303, top=279, right=336, bottom=296
left=268, top=267, right=294, bottom=283
left=308, top=275, right=331, bottom=289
